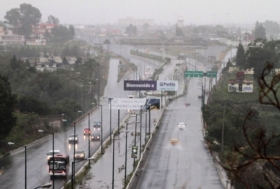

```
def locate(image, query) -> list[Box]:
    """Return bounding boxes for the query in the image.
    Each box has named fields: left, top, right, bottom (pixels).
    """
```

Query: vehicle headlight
left=97, top=136, right=99, bottom=139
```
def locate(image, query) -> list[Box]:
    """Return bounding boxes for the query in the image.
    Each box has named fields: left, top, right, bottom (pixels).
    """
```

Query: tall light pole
left=8, top=142, right=27, bottom=189
left=105, top=97, right=113, bottom=143
left=97, top=77, right=100, bottom=106
left=25, top=145, right=27, bottom=189
left=124, top=121, right=139, bottom=186
left=139, top=109, right=142, bottom=155
left=112, top=130, right=129, bottom=189
left=125, top=123, right=128, bottom=186
left=133, top=114, right=138, bottom=168
left=88, top=113, right=91, bottom=167
left=94, top=103, right=103, bottom=154
left=71, top=158, right=95, bottom=189
left=38, top=130, right=54, bottom=189
left=145, top=110, right=147, bottom=143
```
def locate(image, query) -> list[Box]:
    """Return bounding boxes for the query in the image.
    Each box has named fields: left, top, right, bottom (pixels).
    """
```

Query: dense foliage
left=0, top=74, right=17, bottom=141
left=4, top=3, right=41, bottom=38
left=204, top=39, right=280, bottom=188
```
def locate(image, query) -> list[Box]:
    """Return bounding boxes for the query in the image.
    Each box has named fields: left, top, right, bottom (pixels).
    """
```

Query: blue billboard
left=124, top=80, right=157, bottom=91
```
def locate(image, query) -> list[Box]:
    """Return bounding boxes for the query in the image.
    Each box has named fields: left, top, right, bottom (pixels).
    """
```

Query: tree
left=104, top=39, right=110, bottom=56
left=175, top=26, right=184, bottom=37
left=44, top=29, right=51, bottom=41
left=223, top=63, right=280, bottom=189
left=222, top=58, right=233, bottom=73
left=68, top=25, right=75, bottom=37
left=4, top=3, right=41, bottom=38
left=125, top=24, right=137, bottom=35
left=47, top=15, right=59, bottom=24
left=245, top=39, right=280, bottom=78
left=263, top=20, right=280, bottom=40
left=254, top=22, right=266, bottom=40
left=0, top=75, right=17, bottom=141
left=236, top=43, right=246, bottom=68
left=142, top=23, right=150, bottom=32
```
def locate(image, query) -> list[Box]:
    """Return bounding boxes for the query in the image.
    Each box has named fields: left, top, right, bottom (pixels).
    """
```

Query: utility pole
left=222, top=105, right=225, bottom=152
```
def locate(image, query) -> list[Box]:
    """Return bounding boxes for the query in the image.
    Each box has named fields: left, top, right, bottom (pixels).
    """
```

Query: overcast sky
left=0, top=0, right=279, bottom=26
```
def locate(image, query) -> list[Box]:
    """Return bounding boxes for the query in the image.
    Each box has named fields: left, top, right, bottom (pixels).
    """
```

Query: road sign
left=131, top=145, right=138, bottom=158
left=206, top=71, right=217, bottom=78
left=184, top=71, right=204, bottom=78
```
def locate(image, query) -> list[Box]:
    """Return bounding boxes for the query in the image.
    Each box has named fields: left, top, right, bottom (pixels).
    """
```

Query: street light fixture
left=8, top=142, right=27, bottom=189
left=71, top=157, right=95, bottom=189
left=38, top=130, right=55, bottom=189
left=87, top=112, right=91, bottom=167
left=72, top=110, right=82, bottom=185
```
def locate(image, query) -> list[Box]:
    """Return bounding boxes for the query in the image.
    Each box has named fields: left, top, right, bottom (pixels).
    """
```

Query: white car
left=69, top=134, right=79, bottom=143
left=47, top=150, right=61, bottom=162
left=177, top=122, right=186, bottom=129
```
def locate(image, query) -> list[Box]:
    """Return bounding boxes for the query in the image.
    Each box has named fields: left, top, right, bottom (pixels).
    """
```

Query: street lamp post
left=38, top=130, right=54, bottom=189
left=145, top=110, right=147, bottom=143
left=139, top=109, right=142, bottom=155
left=124, top=121, right=139, bottom=186
left=93, top=103, right=103, bottom=154
left=71, top=158, right=95, bottom=189
left=112, top=130, right=129, bottom=189
left=25, top=145, right=27, bottom=189
left=133, top=114, right=138, bottom=168
left=88, top=113, right=91, bottom=167
left=97, top=77, right=100, bottom=106
left=125, top=124, right=128, bottom=187
left=109, top=98, right=112, bottom=143
left=7, top=142, right=27, bottom=189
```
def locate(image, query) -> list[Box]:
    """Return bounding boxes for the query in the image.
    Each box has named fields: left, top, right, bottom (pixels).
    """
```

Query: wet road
left=135, top=77, right=223, bottom=189
left=0, top=58, right=130, bottom=189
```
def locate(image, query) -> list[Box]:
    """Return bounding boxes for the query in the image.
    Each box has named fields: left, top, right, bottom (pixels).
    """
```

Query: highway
left=0, top=37, right=235, bottom=188
left=0, top=58, right=131, bottom=189
left=134, top=76, right=223, bottom=189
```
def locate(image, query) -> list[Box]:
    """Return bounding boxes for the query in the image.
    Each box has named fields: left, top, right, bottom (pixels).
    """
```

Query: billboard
left=124, top=80, right=178, bottom=91
left=228, top=84, right=253, bottom=93
left=242, top=84, right=253, bottom=93
left=110, top=98, right=146, bottom=110
left=124, top=80, right=157, bottom=91
left=157, top=80, right=178, bottom=91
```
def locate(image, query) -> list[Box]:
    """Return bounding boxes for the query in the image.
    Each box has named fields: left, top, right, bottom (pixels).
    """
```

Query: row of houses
left=0, top=23, right=57, bottom=46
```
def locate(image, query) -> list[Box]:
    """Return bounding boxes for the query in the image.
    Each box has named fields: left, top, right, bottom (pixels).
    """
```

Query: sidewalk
left=78, top=110, right=162, bottom=189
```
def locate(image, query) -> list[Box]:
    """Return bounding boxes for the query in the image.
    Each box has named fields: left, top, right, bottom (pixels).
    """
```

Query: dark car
left=74, top=150, right=85, bottom=160
left=93, top=121, right=101, bottom=131
left=91, top=132, right=101, bottom=141
left=83, top=128, right=91, bottom=135
left=142, top=98, right=160, bottom=110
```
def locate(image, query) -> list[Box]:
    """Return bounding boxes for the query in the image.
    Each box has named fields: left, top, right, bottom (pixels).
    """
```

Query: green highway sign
left=206, top=71, right=217, bottom=78
left=184, top=71, right=204, bottom=78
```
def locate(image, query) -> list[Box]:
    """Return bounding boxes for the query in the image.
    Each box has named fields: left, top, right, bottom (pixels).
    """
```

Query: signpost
left=184, top=71, right=204, bottom=78
left=206, top=71, right=217, bottom=78
left=184, top=71, right=217, bottom=78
